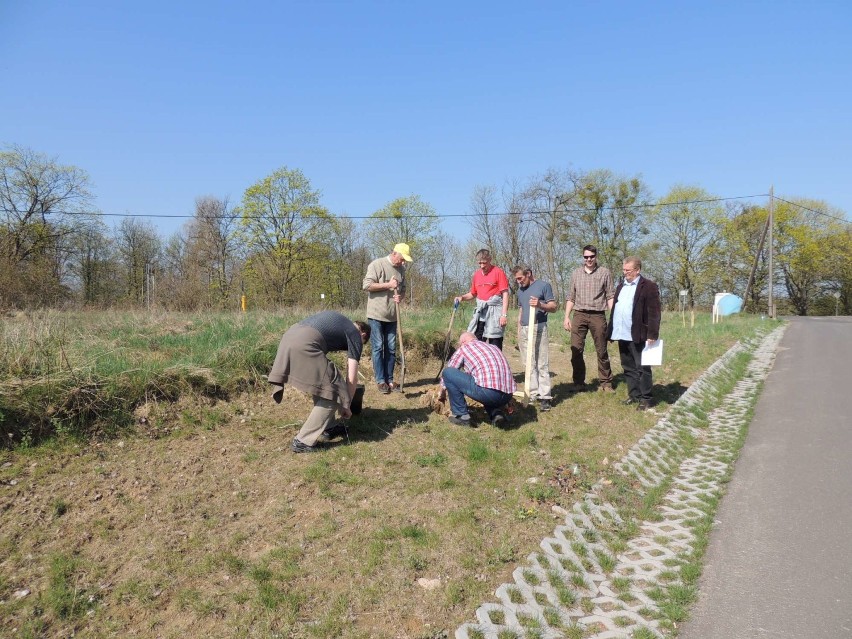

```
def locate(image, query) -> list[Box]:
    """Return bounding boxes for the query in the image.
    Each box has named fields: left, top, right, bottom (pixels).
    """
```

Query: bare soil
left=0, top=337, right=683, bottom=638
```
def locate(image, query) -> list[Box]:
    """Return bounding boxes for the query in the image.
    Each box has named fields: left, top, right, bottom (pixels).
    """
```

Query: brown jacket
left=606, top=276, right=661, bottom=343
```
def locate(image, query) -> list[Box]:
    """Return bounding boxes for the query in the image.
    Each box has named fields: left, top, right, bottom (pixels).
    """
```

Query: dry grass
left=0, top=312, right=767, bottom=638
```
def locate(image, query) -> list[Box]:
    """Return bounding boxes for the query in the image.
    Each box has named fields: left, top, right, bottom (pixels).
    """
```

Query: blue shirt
left=516, top=279, right=555, bottom=326
left=610, top=276, right=641, bottom=341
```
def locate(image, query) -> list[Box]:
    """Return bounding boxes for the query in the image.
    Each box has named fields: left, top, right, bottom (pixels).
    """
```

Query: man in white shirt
left=607, top=257, right=661, bottom=411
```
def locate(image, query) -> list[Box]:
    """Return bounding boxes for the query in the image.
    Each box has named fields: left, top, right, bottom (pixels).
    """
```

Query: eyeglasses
left=582, top=255, right=596, bottom=260
left=477, top=260, right=489, bottom=264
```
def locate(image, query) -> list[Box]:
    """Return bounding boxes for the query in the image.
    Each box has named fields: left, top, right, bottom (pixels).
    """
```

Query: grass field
left=0, top=308, right=773, bottom=638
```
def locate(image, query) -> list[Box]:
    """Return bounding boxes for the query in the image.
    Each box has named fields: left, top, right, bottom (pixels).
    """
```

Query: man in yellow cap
left=362, top=243, right=412, bottom=393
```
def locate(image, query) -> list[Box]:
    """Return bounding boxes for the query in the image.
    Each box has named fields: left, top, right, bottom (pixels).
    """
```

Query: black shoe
left=448, top=414, right=472, bottom=427
left=636, top=401, right=653, bottom=412
left=491, top=412, right=507, bottom=427
left=538, top=399, right=552, bottom=412
left=292, top=438, right=322, bottom=453
left=319, top=422, right=347, bottom=442
left=622, top=398, right=638, bottom=406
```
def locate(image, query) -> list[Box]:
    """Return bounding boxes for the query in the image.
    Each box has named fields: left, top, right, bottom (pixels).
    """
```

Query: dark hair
left=511, top=264, right=532, bottom=276
left=354, top=320, right=371, bottom=343
left=583, top=245, right=597, bottom=255
left=475, top=248, right=491, bottom=261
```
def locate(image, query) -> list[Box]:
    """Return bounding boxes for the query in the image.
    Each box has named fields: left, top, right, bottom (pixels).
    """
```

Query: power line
left=771, top=196, right=851, bottom=226
left=26, top=193, right=772, bottom=222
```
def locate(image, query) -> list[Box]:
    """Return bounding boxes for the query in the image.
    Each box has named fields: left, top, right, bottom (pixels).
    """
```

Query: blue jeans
left=441, top=366, right=512, bottom=419
left=368, top=318, right=397, bottom=384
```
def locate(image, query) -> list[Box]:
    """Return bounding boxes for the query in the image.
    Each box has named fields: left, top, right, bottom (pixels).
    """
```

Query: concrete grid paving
left=455, top=325, right=786, bottom=639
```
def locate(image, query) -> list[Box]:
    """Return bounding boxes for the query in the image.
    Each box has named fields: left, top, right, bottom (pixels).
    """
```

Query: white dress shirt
left=610, top=275, right=641, bottom=341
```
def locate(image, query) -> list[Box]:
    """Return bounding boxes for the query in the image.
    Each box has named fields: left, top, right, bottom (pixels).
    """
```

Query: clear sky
left=2, top=0, right=850, bottom=240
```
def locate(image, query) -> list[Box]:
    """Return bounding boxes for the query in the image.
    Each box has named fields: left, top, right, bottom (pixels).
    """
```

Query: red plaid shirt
left=442, top=340, right=517, bottom=395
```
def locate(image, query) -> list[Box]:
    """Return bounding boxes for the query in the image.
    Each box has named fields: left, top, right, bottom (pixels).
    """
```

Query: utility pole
left=743, top=213, right=771, bottom=311
left=768, top=186, right=775, bottom=318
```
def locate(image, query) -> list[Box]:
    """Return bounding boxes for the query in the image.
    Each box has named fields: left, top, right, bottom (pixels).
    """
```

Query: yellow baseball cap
left=393, top=243, right=413, bottom=262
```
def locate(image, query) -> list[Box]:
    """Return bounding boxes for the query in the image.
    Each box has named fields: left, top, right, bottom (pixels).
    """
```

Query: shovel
left=435, top=298, right=461, bottom=381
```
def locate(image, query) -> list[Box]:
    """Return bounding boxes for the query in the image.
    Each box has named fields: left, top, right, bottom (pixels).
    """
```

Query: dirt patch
left=0, top=327, right=716, bottom=638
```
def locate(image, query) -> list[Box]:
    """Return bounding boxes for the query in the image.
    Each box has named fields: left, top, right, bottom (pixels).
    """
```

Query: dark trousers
left=617, top=340, right=653, bottom=402
left=570, top=310, right=612, bottom=385
left=474, top=320, right=504, bottom=351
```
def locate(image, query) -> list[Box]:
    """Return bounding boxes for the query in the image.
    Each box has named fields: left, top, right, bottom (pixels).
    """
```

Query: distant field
left=0, top=309, right=773, bottom=638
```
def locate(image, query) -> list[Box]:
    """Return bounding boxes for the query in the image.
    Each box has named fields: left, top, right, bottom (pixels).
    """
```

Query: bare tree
left=0, top=145, right=97, bottom=307
left=114, top=218, right=162, bottom=306
left=184, top=195, right=239, bottom=306
left=521, top=168, right=578, bottom=300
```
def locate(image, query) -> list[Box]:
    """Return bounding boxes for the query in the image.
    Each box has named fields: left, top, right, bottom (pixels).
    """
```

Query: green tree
left=773, top=198, right=848, bottom=316
left=713, top=204, right=771, bottom=313
left=649, top=185, right=727, bottom=307
left=569, top=169, right=652, bottom=274
left=363, top=195, right=443, bottom=304
left=237, top=167, right=330, bottom=306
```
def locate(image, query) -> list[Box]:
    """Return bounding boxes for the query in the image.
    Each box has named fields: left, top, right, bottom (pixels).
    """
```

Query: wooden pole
left=743, top=211, right=771, bottom=312
left=768, top=186, right=775, bottom=318
left=513, top=319, right=536, bottom=408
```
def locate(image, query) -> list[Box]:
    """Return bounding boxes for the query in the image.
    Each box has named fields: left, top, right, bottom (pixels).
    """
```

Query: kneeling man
left=440, top=332, right=516, bottom=426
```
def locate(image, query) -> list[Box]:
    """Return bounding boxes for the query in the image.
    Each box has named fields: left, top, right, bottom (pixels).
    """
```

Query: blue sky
left=2, top=1, right=850, bottom=240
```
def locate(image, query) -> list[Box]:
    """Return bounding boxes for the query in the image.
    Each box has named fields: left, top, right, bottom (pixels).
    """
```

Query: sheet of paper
left=641, top=340, right=664, bottom=366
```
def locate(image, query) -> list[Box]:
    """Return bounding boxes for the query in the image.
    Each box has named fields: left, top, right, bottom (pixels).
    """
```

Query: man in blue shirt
left=607, top=257, right=661, bottom=411
left=512, top=265, right=557, bottom=411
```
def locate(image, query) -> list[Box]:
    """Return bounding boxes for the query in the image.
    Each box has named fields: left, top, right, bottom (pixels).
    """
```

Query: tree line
left=2, top=144, right=850, bottom=315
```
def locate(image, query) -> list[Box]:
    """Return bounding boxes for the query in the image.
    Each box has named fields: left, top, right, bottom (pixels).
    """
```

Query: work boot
left=291, top=438, right=323, bottom=453
left=318, top=422, right=347, bottom=442
left=448, top=414, right=472, bottom=427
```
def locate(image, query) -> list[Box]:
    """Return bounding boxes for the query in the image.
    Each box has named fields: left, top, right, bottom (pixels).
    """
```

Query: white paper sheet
left=641, top=340, right=664, bottom=366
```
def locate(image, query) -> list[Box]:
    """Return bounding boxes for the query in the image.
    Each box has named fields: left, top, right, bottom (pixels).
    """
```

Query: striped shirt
left=443, top=340, right=517, bottom=395
left=566, top=265, right=614, bottom=311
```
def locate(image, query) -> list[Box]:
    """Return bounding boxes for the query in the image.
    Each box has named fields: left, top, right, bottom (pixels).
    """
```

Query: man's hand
left=563, top=317, right=572, bottom=331
left=499, top=315, right=507, bottom=327
left=530, top=297, right=539, bottom=308
left=340, top=407, right=352, bottom=420
left=387, top=277, right=399, bottom=291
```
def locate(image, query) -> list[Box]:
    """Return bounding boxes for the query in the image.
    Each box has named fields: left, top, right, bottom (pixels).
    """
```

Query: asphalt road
left=680, top=316, right=852, bottom=638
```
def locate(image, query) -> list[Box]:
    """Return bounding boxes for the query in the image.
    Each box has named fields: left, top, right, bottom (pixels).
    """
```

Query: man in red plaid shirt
left=440, top=332, right=517, bottom=426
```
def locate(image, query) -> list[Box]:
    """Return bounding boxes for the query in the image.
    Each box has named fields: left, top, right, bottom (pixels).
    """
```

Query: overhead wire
left=23, top=193, right=777, bottom=222
left=771, top=196, right=851, bottom=226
